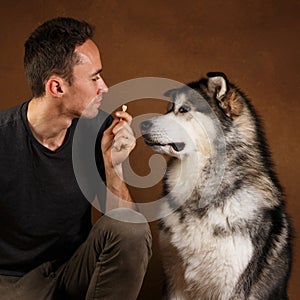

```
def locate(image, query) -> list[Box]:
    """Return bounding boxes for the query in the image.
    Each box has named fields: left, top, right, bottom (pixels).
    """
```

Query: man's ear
left=46, top=76, right=65, bottom=97
left=206, top=72, right=243, bottom=118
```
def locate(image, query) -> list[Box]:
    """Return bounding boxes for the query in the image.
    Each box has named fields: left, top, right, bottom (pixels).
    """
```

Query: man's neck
left=27, top=97, right=73, bottom=151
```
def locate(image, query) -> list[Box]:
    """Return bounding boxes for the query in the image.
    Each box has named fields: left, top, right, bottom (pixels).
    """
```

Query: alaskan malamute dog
left=140, top=72, right=292, bottom=299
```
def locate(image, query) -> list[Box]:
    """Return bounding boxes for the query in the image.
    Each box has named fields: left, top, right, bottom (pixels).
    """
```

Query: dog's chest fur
left=160, top=182, right=257, bottom=299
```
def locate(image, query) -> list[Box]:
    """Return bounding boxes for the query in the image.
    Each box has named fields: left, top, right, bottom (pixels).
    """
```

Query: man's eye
left=92, top=74, right=101, bottom=81
left=178, top=106, right=190, bottom=113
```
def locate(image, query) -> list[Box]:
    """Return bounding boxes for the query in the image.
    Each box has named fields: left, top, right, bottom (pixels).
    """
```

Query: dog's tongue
left=169, top=143, right=185, bottom=152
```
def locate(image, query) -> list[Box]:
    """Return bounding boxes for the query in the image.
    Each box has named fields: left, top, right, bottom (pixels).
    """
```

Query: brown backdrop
left=0, top=1, right=299, bottom=299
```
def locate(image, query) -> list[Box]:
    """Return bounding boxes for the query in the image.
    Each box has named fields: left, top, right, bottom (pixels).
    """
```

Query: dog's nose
left=140, top=120, right=153, bottom=132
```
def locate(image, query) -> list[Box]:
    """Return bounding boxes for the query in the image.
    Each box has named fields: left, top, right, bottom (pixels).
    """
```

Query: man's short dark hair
left=24, top=17, right=95, bottom=97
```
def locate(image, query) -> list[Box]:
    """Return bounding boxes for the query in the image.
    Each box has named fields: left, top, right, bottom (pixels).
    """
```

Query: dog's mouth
left=143, top=135, right=185, bottom=152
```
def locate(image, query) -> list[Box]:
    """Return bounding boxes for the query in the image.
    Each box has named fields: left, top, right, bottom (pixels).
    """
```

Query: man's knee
left=92, top=208, right=152, bottom=261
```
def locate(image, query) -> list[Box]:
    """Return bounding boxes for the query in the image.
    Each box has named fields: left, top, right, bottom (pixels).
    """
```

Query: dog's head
left=140, top=72, right=244, bottom=159
left=141, top=73, right=238, bottom=159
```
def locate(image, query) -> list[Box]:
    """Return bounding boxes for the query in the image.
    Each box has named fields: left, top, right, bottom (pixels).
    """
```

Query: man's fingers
left=112, top=136, right=136, bottom=152
left=112, top=125, right=136, bottom=151
left=103, top=118, right=119, bottom=137
left=102, top=110, right=135, bottom=161
left=104, top=111, right=133, bottom=137
left=115, top=111, right=132, bottom=124
left=112, top=121, right=133, bottom=136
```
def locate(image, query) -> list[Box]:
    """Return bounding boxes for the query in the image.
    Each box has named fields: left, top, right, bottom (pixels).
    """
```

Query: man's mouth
left=94, top=95, right=103, bottom=104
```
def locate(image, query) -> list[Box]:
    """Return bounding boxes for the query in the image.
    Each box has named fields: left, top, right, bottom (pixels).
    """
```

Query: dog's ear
left=207, top=72, right=243, bottom=118
left=164, top=88, right=178, bottom=99
left=207, top=72, right=228, bottom=100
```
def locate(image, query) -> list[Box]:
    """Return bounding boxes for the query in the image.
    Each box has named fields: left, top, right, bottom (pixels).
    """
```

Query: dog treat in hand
left=119, top=105, right=128, bottom=121
left=122, top=104, right=127, bottom=112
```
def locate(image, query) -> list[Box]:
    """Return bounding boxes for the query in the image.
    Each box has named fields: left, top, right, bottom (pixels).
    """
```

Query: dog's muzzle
left=140, top=120, right=185, bottom=152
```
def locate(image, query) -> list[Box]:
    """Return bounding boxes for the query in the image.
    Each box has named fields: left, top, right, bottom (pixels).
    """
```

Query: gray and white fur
left=140, top=72, right=292, bottom=300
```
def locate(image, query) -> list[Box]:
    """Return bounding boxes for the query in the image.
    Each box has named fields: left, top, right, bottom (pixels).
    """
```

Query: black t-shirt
left=0, top=101, right=112, bottom=276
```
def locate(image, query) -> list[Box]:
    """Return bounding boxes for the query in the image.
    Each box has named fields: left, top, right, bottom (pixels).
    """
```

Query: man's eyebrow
left=91, top=69, right=102, bottom=76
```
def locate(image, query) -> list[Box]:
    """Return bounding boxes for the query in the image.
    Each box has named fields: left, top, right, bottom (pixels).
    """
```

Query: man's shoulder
left=0, top=102, right=25, bottom=129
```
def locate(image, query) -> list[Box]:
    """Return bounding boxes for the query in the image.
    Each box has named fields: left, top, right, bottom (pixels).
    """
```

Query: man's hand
left=101, top=110, right=136, bottom=170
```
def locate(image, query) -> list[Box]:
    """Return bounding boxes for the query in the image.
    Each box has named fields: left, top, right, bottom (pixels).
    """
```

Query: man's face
left=64, top=39, right=108, bottom=119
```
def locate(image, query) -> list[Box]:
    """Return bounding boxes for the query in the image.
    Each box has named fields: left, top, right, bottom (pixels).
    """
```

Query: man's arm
left=101, top=110, right=136, bottom=211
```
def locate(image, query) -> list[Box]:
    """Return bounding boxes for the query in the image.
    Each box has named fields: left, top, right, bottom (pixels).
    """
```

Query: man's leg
left=0, top=261, right=62, bottom=300
left=58, top=208, right=152, bottom=300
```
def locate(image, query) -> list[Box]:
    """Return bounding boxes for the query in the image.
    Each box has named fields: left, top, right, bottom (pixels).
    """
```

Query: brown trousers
left=0, top=208, right=152, bottom=300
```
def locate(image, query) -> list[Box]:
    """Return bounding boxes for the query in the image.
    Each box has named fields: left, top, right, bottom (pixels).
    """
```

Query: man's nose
left=98, top=77, right=108, bottom=94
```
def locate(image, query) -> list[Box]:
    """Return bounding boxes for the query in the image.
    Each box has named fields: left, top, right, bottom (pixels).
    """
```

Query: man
left=0, top=17, right=152, bottom=299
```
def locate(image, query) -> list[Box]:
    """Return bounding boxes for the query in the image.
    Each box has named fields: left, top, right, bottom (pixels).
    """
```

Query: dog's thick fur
left=140, top=72, right=292, bottom=300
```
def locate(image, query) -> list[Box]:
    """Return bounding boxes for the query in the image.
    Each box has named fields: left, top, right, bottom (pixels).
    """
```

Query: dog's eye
left=178, top=106, right=190, bottom=113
